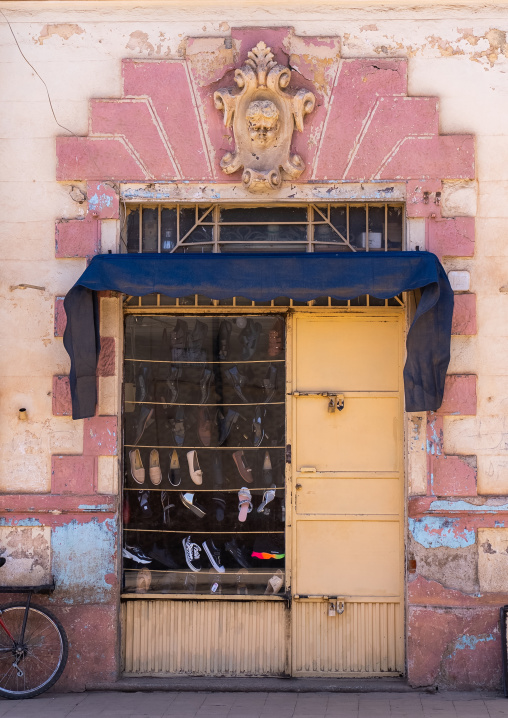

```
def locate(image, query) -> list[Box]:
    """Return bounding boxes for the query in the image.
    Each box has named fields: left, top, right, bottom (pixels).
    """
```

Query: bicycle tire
left=0, top=602, right=68, bottom=699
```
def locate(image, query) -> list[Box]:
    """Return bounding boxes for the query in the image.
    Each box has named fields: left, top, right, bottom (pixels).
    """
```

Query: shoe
left=148, top=543, right=179, bottom=570
left=171, top=319, right=188, bottom=361
left=149, top=449, right=162, bottom=485
left=268, top=317, right=284, bottom=357
left=168, top=449, right=181, bottom=487
left=136, top=567, right=152, bottom=593
left=217, top=320, right=232, bottom=360
left=240, top=319, right=262, bottom=360
left=198, top=407, right=212, bottom=447
left=233, top=450, right=253, bottom=483
left=167, top=366, right=182, bottom=403
left=224, top=538, right=251, bottom=569
left=263, top=364, right=278, bottom=403
left=172, top=406, right=185, bottom=446
left=187, top=450, right=203, bottom=485
left=225, top=366, right=248, bottom=403
left=264, top=569, right=284, bottom=595
left=123, top=545, right=152, bottom=564
left=262, top=451, right=273, bottom=486
left=218, top=408, right=240, bottom=446
left=134, top=406, right=155, bottom=445
left=238, top=487, right=253, bottom=522
left=182, top=535, right=203, bottom=572
left=199, top=367, right=213, bottom=403
left=138, top=490, right=152, bottom=518
left=252, top=406, right=265, bottom=447
left=212, top=495, right=226, bottom=522
left=203, top=539, right=225, bottom=573
left=136, top=365, right=150, bottom=402
left=188, top=319, right=208, bottom=362
left=258, top=484, right=276, bottom=513
left=180, top=492, right=206, bottom=518
left=212, top=453, right=224, bottom=488
left=236, top=568, right=249, bottom=595
left=161, top=491, right=176, bottom=526
left=129, top=449, right=145, bottom=484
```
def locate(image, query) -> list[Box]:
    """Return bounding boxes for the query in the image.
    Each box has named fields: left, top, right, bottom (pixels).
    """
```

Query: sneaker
left=224, top=538, right=251, bottom=569
left=203, top=539, right=225, bottom=573
left=182, top=536, right=203, bottom=572
left=148, top=543, right=179, bottom=570
left=123, top=544, right=152, bottom=565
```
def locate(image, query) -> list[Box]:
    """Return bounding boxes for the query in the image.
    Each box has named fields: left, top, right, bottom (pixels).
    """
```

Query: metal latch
left=294, top=594, right=346, bottom=616
left=292, top=391, right=345, bottom=412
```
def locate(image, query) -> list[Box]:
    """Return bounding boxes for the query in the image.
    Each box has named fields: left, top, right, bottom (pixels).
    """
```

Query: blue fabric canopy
left=63, top=251, right=453, bottom=419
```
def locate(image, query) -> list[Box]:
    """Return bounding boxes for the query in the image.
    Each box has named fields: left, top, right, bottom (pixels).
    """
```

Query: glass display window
left=122, top=315, right=286, bottom=597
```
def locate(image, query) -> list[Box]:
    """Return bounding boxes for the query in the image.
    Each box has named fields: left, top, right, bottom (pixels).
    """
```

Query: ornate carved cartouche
left=214, top=42, right=315, bottom=193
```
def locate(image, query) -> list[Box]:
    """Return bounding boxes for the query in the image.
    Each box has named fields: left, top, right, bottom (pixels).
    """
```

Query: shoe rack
left=122, top=315, right=286, bottom=596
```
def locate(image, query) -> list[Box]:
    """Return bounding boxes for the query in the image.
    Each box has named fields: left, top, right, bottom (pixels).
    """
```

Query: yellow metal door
left=289, top=313, right=405, bottom=676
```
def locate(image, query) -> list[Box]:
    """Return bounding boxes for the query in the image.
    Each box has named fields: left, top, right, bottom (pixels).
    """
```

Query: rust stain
left=38, top=23, right=84, bottom=44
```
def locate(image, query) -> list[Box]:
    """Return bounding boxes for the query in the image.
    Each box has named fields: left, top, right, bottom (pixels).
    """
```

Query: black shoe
left=211, top=453, right=224, bottom=488
left=252, top=406, right=265, bottom=447
left=169, top=449, right=182, bottom=487
left=218, top=408, right=240, bottom=446
left=200, top=367, right=212, bottom=403
left=180, top=492, right=206, bottom=518
left=182, top=536, right=203, bottom=572
left=240, top=319, right=262, bottom=360
left=171, top=406, right=185, bottom=446
left=123, top=545, right=152, bottom=565
left=263, top=365, right=277, bottom=403
left=203, top=540, right=225, bottom=573
left=167, top=366, right=182, bottom=403
left=212, top=495, right=226, bottom=522
left=188, top=319, right=208, bottom=362
left=134, top=405, right=154, bottom=445
left=224, top=538, right=251, bottom=569
left=148, top=543, right=179, bottom=570
left=217, top=320, right=232, bottom=360
left=136, top=365, right=150, bottom=402
left=137, top=490, right=152, bottom=518
left=225, top=366, right=248, bottom=403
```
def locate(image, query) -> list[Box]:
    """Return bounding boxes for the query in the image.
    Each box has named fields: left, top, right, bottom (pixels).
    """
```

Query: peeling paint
left=38, top=23, right=84, bottom=45
left=0, top=518, right=41, bottom=527
left=409, top=517, right=476, bottom=549
left=447, top=633, right=495, bottom=658
left=429, top=500, right=508, bottom=513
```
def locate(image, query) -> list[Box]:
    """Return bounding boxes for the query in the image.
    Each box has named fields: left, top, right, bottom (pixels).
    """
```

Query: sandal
left=161, top=491, right=176, bottom=526
left=257, top=484, right=276, bottom=513
left=238, top=487, right=253, bottom=522
left=264, top=569, right=284, bottom=595
left=138, top=490, right=152, bottom=518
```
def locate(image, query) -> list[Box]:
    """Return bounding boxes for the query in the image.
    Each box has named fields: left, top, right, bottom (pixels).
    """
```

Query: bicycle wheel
left=0, top=602, right=68, bottom=699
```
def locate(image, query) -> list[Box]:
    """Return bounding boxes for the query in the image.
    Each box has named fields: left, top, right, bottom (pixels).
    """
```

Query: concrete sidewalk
left=0, top=691, right=507, bottom=717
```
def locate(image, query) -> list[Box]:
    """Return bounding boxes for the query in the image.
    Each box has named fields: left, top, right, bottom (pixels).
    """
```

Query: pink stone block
left=52, top=375, right=72, bottom=416
left=97, top=337, right=116, bottom=377
left=452, top=294, right=477, bottom=335
left=431, top=455, right=477, bottom=496
left=427, top=216, right=475, bottom=259
left=437, top=374, right=477, bottom=416
left=406, top=179, right=442, bottom=218
left=380, top=134, right=475, bottom=181
left=90, top=100, right=178, bottom=181
left=86, top=181, right=119, bottom=220
left=83, top=416, right=117, bottom=456
left=56, top=136, right=149, bottom=181
left=51, top=455, right=96, bottom=494
left=122, top=60, right=212, bottom=180
left=314, top=59, right=407, bottom=180
left=54, top=297, right=67, bottom=337
left=55, top=216, right=99, bottom=258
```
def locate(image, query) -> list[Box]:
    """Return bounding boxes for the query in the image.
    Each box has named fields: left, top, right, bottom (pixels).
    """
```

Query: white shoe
left=187, top=450, right=203, bottom=485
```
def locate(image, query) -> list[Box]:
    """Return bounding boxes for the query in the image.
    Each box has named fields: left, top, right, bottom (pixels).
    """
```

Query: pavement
left=0, top=691, right=507, bottom=717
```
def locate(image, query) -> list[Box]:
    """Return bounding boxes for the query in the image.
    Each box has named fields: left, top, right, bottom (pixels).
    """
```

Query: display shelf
left=124, top=486, right=285, bottom=492
left=125, top=445, right=285, bottom=450
left=124, top=528, right=285, bottom=534
left=125, top=358, right=285, bottom=364
left=125, top=401, right=284, bottom=406
left=124, top=568, right=284, bottom=575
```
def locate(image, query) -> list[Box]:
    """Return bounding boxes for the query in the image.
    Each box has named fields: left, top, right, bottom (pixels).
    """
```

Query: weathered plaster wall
left=1, top=0, right=508, bottom=690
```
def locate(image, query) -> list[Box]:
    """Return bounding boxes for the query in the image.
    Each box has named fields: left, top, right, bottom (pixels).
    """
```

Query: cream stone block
left=444, top=416, right=508, bottom=456
left=97, top=455, right=119, bottom=495
left=0, top=182, right=84, bottom=223
left=476, top=295, right=508, bottom=337
left=477, top=181, right=508, bottom=219
left=477, top=375, right=508, bottom=416
left=441, top=181, right=477, bottom=218
left=100, top=297, right=121, bottom=339
left=477, top=455, right=508, bottom=495
left=101, top=219, right=119, bottom=254
left=470, top=253, right=508, bottom=296
left=0, top=221, right=56, bottom=261
left=478, top=529, right=508, bottom=593
left=407, top=413, right=427, bottom=495
left=406, top=218, right=425, bottom=251
left=0, top=527, right=51, bottom=587
left=448, top=335, right=478, bottom=375
left=0, top=100, right=89, bottom=138
left=0, top=138, right=57, bottom=182
left=477, top=136, right=508, bottom=182
left=475, top=218, right=508, bottom=257
left=48, top=416, right=84, bottom=455
left=478, top=336, right=508, bottom=376
left=98, top=376, right=119, bottom=417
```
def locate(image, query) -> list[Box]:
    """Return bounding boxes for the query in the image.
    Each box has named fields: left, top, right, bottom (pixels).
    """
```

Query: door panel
left=290, top=314, right=404, bottom=676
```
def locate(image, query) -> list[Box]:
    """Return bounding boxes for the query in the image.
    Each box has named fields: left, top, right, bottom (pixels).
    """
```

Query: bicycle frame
left=0, top=591, right=32, bottom=644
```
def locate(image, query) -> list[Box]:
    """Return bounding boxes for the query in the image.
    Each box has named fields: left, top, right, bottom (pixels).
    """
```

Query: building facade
left=1, top=0, right=507, bottom=691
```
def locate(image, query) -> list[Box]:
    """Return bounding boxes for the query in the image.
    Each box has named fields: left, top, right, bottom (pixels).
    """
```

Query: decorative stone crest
left=214, top=42, right=315, bottom=193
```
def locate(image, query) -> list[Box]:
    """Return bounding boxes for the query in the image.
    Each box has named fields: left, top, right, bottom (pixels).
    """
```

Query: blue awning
left=63, top=251, right=453, bottom=419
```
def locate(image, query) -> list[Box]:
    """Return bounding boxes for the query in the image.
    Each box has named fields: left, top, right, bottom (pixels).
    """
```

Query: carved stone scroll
left=214, top=42, right=315, bottom=193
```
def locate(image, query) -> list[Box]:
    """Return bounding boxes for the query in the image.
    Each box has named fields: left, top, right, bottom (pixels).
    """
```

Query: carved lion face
left=246, top=100, right=280, bottom=148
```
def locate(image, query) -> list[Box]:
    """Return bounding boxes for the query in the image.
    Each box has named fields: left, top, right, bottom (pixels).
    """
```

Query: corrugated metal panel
left=122, top=600, right=287, bottom=676
left=293, top=601, right=404, bottom=675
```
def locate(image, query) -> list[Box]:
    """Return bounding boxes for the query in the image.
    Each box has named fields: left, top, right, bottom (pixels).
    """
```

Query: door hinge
left=285, top=444, right=292, bottom=464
